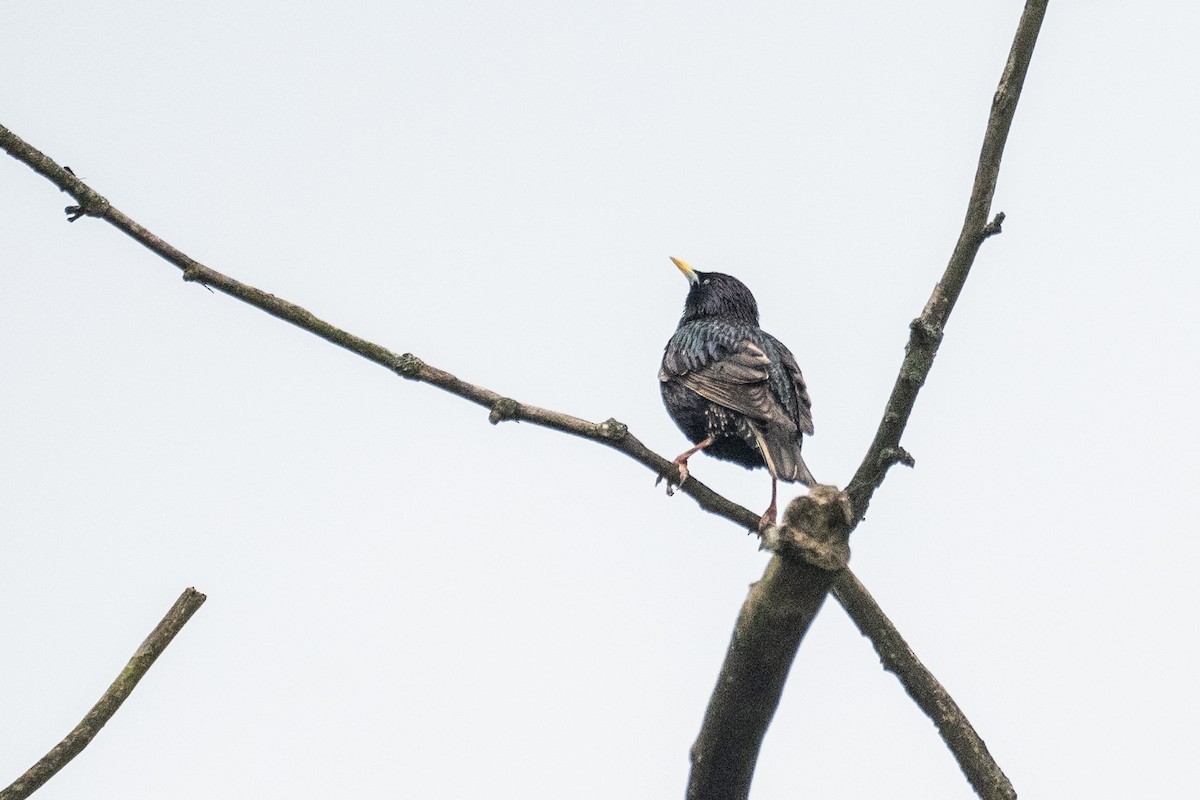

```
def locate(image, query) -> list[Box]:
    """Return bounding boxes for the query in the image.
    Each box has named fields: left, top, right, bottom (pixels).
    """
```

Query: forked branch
left=1, top=4, right=1046, bottom=794
left=0, top=119, right=985, bottom=794
left=687, top=2, right=1046, bottom=798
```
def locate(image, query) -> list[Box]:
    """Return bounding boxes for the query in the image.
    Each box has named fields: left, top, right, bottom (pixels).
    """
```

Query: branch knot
left=488, top=397, right=520, bottom=425
left=597, top=418, right=628, bottom=441
left=63, top=189, right=111, bottom=223
left=908, top=317, right=944, bottom=348
left=760, top=486, right=852, bottom=571
left=181, top=263, right=209, bottom=283
left=393, top=353, right=424, bottom=380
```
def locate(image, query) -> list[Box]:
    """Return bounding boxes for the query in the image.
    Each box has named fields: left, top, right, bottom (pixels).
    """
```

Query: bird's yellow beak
left=670, top=256, right=699, bottom=285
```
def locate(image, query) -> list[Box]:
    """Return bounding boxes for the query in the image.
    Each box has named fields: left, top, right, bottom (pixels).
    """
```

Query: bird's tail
left=790, top=452, right=817, bottom=487
left=753, top=427, right=817, bottom=487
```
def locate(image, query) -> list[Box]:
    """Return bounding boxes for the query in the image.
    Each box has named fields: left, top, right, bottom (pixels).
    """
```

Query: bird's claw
left=655, top=460, right=690, bottom=496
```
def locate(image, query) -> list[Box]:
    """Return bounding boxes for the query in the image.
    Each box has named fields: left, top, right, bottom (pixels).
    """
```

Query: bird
left=659, top=257, right=815, bottom=530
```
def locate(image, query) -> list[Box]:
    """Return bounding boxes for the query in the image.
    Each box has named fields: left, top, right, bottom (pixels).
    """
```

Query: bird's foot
left=757, top=500, right=778, bottom=534
left=657, top=438, right=713, bottom=496
left=655, top=458, right=691, bottom=496
left=752, top=478, right=781, bottom=534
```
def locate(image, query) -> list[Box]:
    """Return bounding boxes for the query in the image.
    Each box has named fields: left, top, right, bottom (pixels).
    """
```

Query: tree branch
left=846, top=0, right=1049, bottom=523
left=689, top=487, right=853, bottom=799
left=833, top=572, right=1015, bottom=800
left=1, top=588, right=207, bottom=800
left=0, top=122, right=760, bottom=532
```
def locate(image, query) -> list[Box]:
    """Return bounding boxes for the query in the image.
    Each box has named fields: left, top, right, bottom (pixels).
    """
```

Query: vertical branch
left=689, top=487, right=852, bottom=800
left=689, top=558, right=837, bottom=800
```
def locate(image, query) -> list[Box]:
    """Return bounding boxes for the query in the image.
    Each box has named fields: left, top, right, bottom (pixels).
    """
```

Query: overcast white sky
left=3, top=2, right=1198, bottom=798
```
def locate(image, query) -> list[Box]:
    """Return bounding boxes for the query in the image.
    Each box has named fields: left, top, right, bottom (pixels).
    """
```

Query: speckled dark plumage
left=659, top=259, right=815, bottom=519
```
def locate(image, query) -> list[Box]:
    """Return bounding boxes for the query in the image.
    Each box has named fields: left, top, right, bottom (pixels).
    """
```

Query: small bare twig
left=1, top=588, right=207, bottom=800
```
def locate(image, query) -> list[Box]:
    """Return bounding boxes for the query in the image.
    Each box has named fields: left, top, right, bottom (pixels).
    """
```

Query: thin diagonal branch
left=1, top=588, right=207, bottom=800
left=846, top=0, right=1049, bottom=523
left=0, top=120, right=757, bottom=531
left=832, top=572, right=1013, bottom=799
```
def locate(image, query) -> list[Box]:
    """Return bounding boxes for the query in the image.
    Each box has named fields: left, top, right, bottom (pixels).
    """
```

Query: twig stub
left=982, top=211, right=1006, bottom=239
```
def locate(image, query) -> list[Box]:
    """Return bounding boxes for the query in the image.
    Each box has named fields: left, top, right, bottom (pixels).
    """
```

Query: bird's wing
left=765, top=334, right=814, bottom=436
left=660, top=335, right=786, bottom=427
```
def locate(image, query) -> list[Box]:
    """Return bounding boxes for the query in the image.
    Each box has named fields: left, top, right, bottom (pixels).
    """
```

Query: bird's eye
left=702, top=278, right=710, bottom=285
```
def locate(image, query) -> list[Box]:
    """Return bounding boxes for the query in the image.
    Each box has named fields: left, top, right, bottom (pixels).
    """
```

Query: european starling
left=659, top=257, right=815, bottom=529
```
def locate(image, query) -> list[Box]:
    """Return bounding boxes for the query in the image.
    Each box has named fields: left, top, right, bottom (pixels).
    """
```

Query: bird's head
left=670, top=257, right=760, bottom=326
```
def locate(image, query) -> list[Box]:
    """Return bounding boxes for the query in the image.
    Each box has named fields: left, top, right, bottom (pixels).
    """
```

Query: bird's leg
left=657, top=436, right=715, bottom=496
left=758, top=478, right=779, bottom=532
